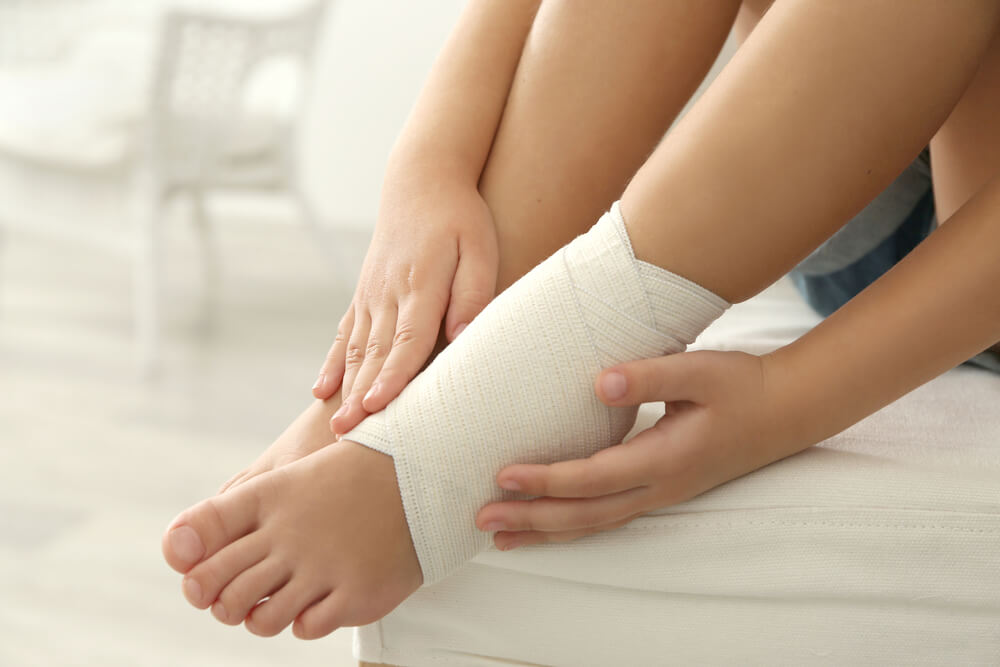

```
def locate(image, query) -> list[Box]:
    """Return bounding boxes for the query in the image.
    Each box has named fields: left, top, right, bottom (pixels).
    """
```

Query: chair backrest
left=147, top=0, right=328, bottom=185
left=0, top=0, right=98, bottom=66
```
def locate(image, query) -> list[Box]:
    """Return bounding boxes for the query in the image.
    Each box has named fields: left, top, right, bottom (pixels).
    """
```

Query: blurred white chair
left=0, top=0, right=87, bottom=66
left=0, top=0, right=330, bottom=374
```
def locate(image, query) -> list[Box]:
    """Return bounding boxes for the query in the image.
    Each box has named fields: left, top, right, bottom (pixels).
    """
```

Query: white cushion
left=355, top=278, right=1000, bottom=666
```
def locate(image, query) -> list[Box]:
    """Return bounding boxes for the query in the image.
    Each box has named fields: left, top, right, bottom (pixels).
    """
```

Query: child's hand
left=316, top=172, right=498, bottom=436
left=476, top=350, right=801, bottom=549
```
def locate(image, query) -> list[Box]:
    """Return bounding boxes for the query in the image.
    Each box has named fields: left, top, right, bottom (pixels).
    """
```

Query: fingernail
left=363, top=383, right=380, bottom=404
left=484, top=521, right=506, bottom=532
left=183, top=577, right=202, bottom=604
left=502, top=540, right=521, bottom=551
left=168, top=525, right=205, bottom=564
left=499, top=479, right=521, bottom=491
left=600, top=371, right=627, bottom=400
left=213, top=602, right=228, bottom=623
left=312, top=374, right=326, bottom=390
left=329, top=407, right=346, bottom=433
left=453, top=323, right=468, bottom=338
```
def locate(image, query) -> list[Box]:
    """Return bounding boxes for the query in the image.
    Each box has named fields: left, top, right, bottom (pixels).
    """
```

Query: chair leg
left=0, top=226, right=5, bottom=319
left=190, top=189, right=219, bottom=334
left=133, top=188, right=165, bottom=378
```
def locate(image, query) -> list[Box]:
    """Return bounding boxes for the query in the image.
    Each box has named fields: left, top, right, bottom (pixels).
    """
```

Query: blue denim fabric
left=788, top=149, right=999, bottom=373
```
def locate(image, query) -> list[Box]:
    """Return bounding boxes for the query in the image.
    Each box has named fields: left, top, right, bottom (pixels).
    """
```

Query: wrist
left=386, top=139, right=481, bottom=190
left=759, top=345, right=831, bottom=451
left=762, top=337, right=870, bottom=450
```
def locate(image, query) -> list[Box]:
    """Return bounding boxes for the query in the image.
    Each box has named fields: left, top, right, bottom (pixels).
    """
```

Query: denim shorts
left=789, top=148, right=1000, bottom=374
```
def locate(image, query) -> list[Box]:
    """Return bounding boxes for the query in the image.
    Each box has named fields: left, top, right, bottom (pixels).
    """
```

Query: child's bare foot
left=218, top=395, right=343, bottom=494
left=163, top=440, right=423, bottom=638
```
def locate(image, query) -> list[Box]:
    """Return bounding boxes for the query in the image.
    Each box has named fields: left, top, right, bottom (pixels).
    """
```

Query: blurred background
left=0, top=1, right=735, bottom=664
left=0, top=1, right=463, bottom=664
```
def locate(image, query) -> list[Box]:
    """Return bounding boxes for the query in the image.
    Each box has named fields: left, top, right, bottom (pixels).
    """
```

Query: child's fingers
left=444, top=235, right=497, bottom=341
left=353, top=307, right=399, bottom=401
left=595, top=351, right=714, bottom=407
left=331, top=307, right=397, bottom=435
left=495, top=437, right=657, bottom=499
left=312, top=307, right=354, bottom=399
left=363, top=295, right=442, bottom=413
left=336, top=310, right=372, bottom=416
left=476, top=489, right=647, bottom=534
left=492, top=514, right=641, bottom=551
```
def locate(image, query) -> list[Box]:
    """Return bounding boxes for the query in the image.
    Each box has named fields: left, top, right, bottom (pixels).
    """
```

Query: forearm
left=388, top=0, right=541, bottom=183
left=770, top=173, right=1000, bottom=448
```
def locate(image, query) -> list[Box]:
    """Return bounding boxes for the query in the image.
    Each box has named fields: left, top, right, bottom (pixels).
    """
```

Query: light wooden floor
left=0, top=215, right=371, bottom=666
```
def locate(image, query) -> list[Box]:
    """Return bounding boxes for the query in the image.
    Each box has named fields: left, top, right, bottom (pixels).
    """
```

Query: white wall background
left=0, top=0, right=735, bottom=231
left=300, top=0, right=466, bottom=227
left=297, top=0, right=736, bottom=228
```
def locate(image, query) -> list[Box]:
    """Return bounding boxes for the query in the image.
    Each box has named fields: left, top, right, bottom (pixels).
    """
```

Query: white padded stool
left=353, top=278, right=1000, bottom=666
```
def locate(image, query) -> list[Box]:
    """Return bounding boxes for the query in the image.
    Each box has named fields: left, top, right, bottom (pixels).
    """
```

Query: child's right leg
left=220, top=0, right=741, bottom=495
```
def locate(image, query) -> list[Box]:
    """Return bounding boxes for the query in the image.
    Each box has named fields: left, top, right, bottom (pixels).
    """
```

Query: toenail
left=183, top=577, right=202, bottom=604
left=169, top=525, right=205, bottom=564
left=484, top=521, right=505, bottom=532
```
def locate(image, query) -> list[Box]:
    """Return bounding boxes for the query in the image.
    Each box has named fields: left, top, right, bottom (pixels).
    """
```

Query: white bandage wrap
left=343, top=201, right=729, bottom=585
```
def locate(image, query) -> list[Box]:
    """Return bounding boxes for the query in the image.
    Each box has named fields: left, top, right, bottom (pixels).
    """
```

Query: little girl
left=162, top=0, right=1000, bottom=661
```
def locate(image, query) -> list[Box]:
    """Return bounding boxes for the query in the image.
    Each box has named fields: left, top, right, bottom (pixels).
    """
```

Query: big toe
left=163, top=525, right=205, bottom=570
left=162, top=490, right=259, bottom=573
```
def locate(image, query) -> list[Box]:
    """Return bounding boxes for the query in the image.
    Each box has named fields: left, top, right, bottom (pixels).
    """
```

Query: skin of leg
left=930, top=26, right=1000, bottom=223
left=622, top=0, right=1000, bottom=303
left=482, top=0, right=741, bottom=291
left=163, top=0, right=742, bottom=644
left=218, top=394, right=342, bottom=494
left=929, top=25, right=1000, bottom=354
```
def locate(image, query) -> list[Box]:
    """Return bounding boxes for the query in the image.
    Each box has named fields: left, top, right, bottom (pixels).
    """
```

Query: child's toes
left=245, top=579, right=330, bottom=637
left=162, top=488, right=260, bottom=573
left=292, top=591, right=347, bottom=640
left=182, top=533, right=269, bottom=609
left=211, top=558, right=289, bottom=626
